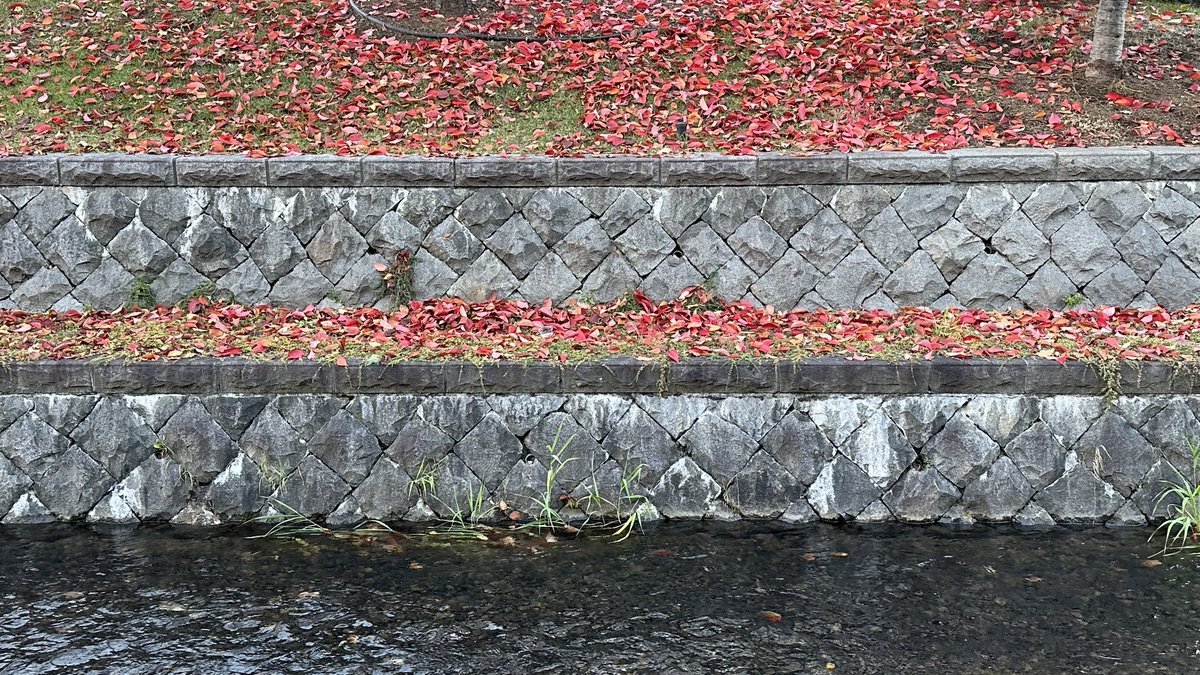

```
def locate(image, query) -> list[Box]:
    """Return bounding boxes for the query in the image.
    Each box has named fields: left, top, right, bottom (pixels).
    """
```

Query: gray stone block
left=525, top=188, right=592, bottom=246
left=107, top=223, right=175, bottom=277
left=1035, top=452, right=1124, bottom=522
left=858, top=206, right=918, bottom=269
left=1147, top=255, right=1200, bottom=309
left=599, top=190, right=651, bottom=237
left=1055, top=147, right=1152, bottom=181
left=556, top=157, right=659, bottom=185
left=883, top=250, right=949, bottom=306
left=307, top=409, right=381, bottom=486
left=960, top=456, right=1034, bottom=520
left=652, top=186, right=712, bottom=236
left=641, top=255, right=702, bottom=302
left=1051, top=211, right=1122, bottom=286
left=306, top=213, right=367, bottom=284
left=89, top=361, right=217, bottom=394
left=456, top=157, right=555, bottom=186
left=790, top=210, right=859, bottom=275
left=815, top=245, right=888, bottom=307
left=177, top=215, right=248, bottom=280
left=847, top=151, right=951, bottom=183
left=60, top=154, right=175, bottom=186
left=0, top=156, right=59, bottom=186
left=563, top=359, right=661, bottom=393
left=38, top=217, right=103, bottom=284
left=156, top=398, right=236, bottom=482
left=1150, top=147, right=1200, bottom=180
left=725, top=451, right=804, bottom=518
left=949, top=148, right=1057, bottom=181
left=651, top=456, right=723, bottom=518
left=955, top=184, right=1019, bottom=240
left=455, top=189, right=515, bottom=240
left=806, top=455, right=880, bottom=520
left=1084, top=182, right=1151, bottom=243
left=175, top=157, right=267, bottom=186
left=79, top=190, right=136, bottom=245
left=267, top=155, right=361, bottom=186
left=892, top=184, right=963, bottom=240
left=755, top=153, right=847, bottom=184
left=922, top=412, right=1001, bottom=488
left=883, top=468, right=961, bottom=522
left=950, top=253, right=1027, bottom=309
left=661, top=155, right=755, bottom=185
left=361, top=156, right=454, bottom=186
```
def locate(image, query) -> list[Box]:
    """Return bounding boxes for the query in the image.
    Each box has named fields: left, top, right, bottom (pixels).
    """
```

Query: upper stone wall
left=1, top=149, right=1199, bottom=311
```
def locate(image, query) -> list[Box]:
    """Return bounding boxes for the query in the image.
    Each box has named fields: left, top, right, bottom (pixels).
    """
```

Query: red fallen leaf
left=286, top=349, right=305, bottom=360
left=761, top=611, right=783, bottom=622
left=651, top=549, right=672, bottom=556
left=335, top=356, right=348, bottom=366
left=666, top=348, right=680, bottom=363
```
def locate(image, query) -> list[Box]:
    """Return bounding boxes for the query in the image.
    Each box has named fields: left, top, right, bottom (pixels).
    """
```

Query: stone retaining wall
left=1, top=359, right=1196, bottom=527
left=1, top=148, right=1199, bottom=311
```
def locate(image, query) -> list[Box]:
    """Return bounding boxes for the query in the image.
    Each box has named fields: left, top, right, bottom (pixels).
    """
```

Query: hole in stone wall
left=982, top=238, right=996, bottom=255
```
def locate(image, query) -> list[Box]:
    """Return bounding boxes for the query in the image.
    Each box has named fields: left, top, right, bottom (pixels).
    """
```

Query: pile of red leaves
left=1, top=0, right=1196, bottom=154
left=2, top=290, right=1198, bottom=364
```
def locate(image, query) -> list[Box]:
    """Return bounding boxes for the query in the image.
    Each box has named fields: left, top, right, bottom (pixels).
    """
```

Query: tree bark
left=1085, top=0, right=1128, bottom=85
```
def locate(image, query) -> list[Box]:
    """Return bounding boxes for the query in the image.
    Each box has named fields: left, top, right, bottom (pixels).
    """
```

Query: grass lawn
left=0, top=0, right=1197, bottom=155
left=2, top=291, right=1198, bottom=366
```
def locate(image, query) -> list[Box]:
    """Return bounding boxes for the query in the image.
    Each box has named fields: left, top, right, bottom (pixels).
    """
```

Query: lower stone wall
left=2, top=388, right=1194, bottom=526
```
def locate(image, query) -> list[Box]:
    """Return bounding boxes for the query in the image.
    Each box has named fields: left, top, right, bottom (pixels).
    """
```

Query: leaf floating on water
left=760, top=610, right=783, bottom=622
left=1141, top=559, right=1163, bottom=568
left=409, top=561, right=423, bottom=570
left=802, top=553, right=817, bottom=562
left=508, top=510, right=522, bottom=521
left=1025, top=576, right=1043, bottom=584
left=826, top=663, right=836, bottom=670
left=297, top=591, right=320, bottom=599
left=651, top=549, right=672, bottom=557
left=832, top=552, right=850, bottom=558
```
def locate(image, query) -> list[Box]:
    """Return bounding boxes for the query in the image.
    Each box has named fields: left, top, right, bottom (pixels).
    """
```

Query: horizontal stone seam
left=3, top=148, right=1196, bottom=186
left=0, top=359, right=1193, bottom=395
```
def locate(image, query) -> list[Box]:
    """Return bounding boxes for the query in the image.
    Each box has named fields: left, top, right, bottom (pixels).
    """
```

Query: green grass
left=1152, top=441, right=1200, bottom=556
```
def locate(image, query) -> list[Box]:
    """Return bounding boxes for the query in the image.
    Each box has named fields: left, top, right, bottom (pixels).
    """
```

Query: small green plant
left=612, top=290, right=643, bottom=313
left=250, top=498, right=397, bottom=539
left=522, top=423, right=577, bottom=533
left=127, top=277, right=157, bottom=308
left=375, top=250, right=415, bottom=307
left=1152, top=441, right=1200, bottom=556
left=1063, top=293, right=1085, bottom=309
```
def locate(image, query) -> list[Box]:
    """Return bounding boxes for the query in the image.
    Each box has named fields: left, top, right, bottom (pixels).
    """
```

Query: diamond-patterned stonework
left=0, top=391, right=1192, bottom=527
left=0, top=180, right=1195, bottom=311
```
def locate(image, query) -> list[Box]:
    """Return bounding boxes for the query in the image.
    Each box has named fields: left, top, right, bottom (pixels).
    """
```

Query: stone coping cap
left=3, top=147, right=1197, bottom=187
left=0, top=357, right=1192, bottom=395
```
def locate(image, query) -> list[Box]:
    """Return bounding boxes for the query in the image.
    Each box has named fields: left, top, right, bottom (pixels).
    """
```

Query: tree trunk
left=1085, top=0, right=1128, bottom=85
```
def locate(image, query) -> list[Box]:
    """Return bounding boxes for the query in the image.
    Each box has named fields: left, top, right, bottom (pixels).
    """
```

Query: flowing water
left=1, top=522, right=1198, bottom=674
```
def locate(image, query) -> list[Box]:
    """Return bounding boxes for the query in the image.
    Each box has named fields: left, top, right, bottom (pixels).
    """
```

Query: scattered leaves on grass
left=2, top=290, right=1200, bottom=366
left=0, top=0, right=1196, bottom=154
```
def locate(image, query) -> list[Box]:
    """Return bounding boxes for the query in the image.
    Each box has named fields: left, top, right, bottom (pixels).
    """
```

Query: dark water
left=1, top=523, right=1197, bottom=674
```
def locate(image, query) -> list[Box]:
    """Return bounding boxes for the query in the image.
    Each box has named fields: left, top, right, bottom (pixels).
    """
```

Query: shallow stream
left=1, top=523, right=1197, bottom=674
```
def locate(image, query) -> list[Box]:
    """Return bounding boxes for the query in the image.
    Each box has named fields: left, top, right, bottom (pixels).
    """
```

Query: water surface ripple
left=1, top=523, right=1197, bottom=674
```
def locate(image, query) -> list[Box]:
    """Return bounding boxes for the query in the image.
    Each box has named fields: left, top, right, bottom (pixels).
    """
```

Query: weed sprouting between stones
left=1152, top=441, right=1200, bottom=556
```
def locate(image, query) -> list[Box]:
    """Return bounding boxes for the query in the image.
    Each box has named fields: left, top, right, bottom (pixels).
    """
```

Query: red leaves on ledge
left=0, top=290, right=1197, bottom=365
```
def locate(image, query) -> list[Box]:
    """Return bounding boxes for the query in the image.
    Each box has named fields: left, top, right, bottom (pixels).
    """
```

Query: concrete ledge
left=10, top=148, right=1197, bottom=186
left=0, top=358, right=1190, bottom=395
